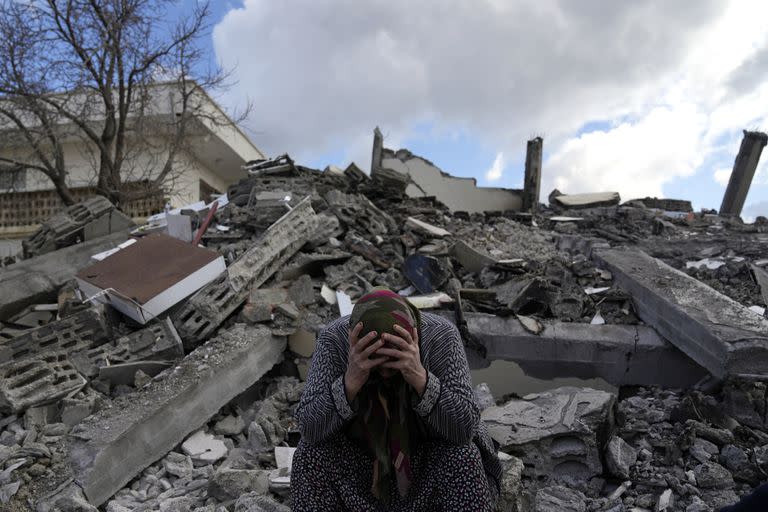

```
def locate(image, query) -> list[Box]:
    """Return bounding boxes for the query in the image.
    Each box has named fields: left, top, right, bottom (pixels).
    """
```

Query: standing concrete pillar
left=371, top=126, right=383, bottom=173
left=523, top=137, right=543, bottom=212
left=720, top=130, right=768, bottom=217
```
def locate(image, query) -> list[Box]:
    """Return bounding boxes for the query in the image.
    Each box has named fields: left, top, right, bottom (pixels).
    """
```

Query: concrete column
left=523, top=137, right=543, bottom=212
left=371, top=126, right=383, bottom=173
left=719, top=130, right=768, bottom=217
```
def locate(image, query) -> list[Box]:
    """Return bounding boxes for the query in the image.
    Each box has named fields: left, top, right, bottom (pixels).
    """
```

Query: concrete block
left=482, top=387, right=615, bottom=481
left=594, top=248, right=768, bottom=378
left=173, top=273, right=247, bottom=349
left=459, top=312, right=707, bottom=388
left=70, top=317, right=183, bottom=378
left=181, top=430, right=228, bottom=464
left=0, top=231, right=130, bottom=320
left=0, top=308, right=110, bottom=365
left=0, top=351, right=87, bottom=413
left=228, top=197, right=318, bottom=293
left=68, top=324, right=286, bottom=506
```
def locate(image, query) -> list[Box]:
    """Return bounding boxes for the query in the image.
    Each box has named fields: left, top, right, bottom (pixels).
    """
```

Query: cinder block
left=0, top=351, right=87, bottom=413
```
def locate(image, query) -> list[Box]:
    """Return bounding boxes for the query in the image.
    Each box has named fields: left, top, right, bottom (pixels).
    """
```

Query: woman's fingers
left=362, top=356, right=388, bottom=370
left=380, top=333, right=409, bottom=351
left=392, top=324, right=414, bottom=345
left=375, top=347, right=405, bottom=360
left=355, top=331, right=378, bottom=353
left=360, top=339, right=384, bottom=358
left=349, top=322, right=363, bottom=347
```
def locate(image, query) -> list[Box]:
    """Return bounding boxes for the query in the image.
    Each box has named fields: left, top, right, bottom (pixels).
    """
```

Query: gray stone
left=68, top=325, right=286, bottom=506
left=496, top=454, right=524, bottom=512
left=213, top=415, right=246, bottom=436
left=594, top=248, right=768, bottom=378
left=209, top=468, right=270, bottom=501
left=474, top=383, right=495, bottom=411
left=685, top=496, right=712, bottom=512
left=605, top=435, right=638, bottom=479
left=720, top=444, right=758, bottom=483
left=689, top=437, right=718, bottom=463
left=234, top=492, right=290, bottom=512
left=61, top=398, right=96, bottom=427
left=694, top=462, right=735, bottom=489
left=534, top=485, right=586, bottom=512
left=159, top=497, right=197, bottom=512
left=482, top=387, right=615, bottom=481
left=36, top=483, right=99, bottom=512
left=182, top=430, right=228, bottom=464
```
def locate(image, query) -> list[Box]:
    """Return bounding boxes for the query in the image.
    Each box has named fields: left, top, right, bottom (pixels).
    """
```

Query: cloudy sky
left=197, top=0, right=768, bottom=217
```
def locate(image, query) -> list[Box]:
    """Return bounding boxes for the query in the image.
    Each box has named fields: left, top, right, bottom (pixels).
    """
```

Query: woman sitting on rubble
left=292, top=287, right=502, bottom=511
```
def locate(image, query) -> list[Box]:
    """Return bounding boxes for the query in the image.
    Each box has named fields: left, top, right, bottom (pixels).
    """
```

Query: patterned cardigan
left=295, top=312, right=502, bottom=493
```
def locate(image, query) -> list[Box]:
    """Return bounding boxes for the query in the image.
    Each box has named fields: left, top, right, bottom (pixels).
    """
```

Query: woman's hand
left=377, top=324, right=428, bottom=396
left=344, top=322, right=386, bottom=403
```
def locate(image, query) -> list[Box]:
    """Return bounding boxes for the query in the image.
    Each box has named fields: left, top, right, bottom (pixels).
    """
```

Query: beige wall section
left=169, top=150, right=230, bottom=208
left=381, top=155, right=523, bottom=213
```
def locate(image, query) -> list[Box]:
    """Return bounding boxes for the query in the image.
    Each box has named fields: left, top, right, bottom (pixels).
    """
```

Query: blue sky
left=183, top=0, right=768, bottom=217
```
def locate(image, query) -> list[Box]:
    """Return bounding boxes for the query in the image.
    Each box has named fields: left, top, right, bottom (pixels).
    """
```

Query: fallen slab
left=482, top=386, right=615, bottom=481
left=594, top=248, right=768, bottom=379
left=68, top=324, right=286, bottom=506
left=0, top=231, right=130, bottom=320
left=460, top=313, right=707, bottom=388
left=549, top=190, right=620, bottom=209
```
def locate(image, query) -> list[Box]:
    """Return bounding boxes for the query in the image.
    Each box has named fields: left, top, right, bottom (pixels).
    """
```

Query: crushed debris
left=1, top=129, right=768, bottom=510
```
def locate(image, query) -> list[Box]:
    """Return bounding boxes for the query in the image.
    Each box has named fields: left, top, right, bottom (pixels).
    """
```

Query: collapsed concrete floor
left=2, top=149, right=768, bottom=510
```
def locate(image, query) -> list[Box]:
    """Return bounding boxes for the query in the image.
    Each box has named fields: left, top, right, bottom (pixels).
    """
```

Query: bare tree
left=0, top=0, right=247, bottom=207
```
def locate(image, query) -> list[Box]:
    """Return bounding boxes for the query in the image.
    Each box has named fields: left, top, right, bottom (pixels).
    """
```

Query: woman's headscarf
left=347, top=287, right=422, bottom=504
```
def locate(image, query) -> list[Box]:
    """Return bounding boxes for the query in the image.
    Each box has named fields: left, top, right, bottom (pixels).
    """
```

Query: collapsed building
left=0, top=128, right=767, bottom=511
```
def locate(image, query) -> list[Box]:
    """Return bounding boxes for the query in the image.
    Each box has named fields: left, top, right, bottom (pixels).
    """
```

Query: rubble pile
left=1, top=137, right=768, bottom=511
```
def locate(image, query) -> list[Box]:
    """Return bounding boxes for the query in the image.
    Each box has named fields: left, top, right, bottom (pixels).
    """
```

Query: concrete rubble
left=0, top=128, right=767, bottom=510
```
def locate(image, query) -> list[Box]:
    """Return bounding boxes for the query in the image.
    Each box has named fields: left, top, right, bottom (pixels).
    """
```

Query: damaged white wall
left=381, top=152, right=523, bottom=213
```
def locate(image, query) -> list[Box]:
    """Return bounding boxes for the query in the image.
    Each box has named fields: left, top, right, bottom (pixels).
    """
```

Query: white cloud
left=485, top=152, right=504, bottom=181
left=544, top=105, right=705, bottom=199
left=714, top=168, right=732, bottom=186
left=212, top=0, right=768, bottom=199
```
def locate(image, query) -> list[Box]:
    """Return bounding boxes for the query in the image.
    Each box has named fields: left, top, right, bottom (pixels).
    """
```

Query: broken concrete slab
left=482, top=387, right=615, bottom=481
left=458, top=312, right=707, bottom=388
left=549, top=190, right=621, bottom=209
left=98, top=361, right=172, bottom=387
left=450, top=240, right=497, bottom=274
left=181, top=430, right=228, bottom=464
left=0, top=308, right=110, bottom=365
left=68, top=324, right=286, bottom=506
left=594, top=248, right=768, bottom=378
left=0, top=230, right=130, bottom=320
left=325, top=190, right=396, bottom=236
left=751, top=264, right=768, bottom=310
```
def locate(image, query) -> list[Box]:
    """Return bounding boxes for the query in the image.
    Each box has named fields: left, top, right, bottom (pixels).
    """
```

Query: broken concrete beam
left=482, top=386, right=615, bottom=481
left=594, top=248, right=768, bottom=378
left=68, top=324, right=286, bottom=506
left=371, top=126, right=384, bottom=172
left=720, top=130, right=768, bottom=217
left=0, top=308, right=110, bottom=365
left=522, top=137, right=543, bottom=212
left=69, top=317, right=183, bottom=378
left=752, top=264, right=768, bottom=310
left=0, top=231, right=130, bottom=320
left=549, top=190, right=621, bottom=209
left=228, top=196, right=318, bottom=293
left=405, top=217, right=451, bottom=238
left=459, top=312, right=707, bottom=387
left=632, top=197, right=693, bottom=212
left=0, top=351, right=87, bottom=413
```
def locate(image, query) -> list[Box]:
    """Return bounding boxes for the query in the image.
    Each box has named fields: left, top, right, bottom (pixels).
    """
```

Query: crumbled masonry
left=1, top=129, right=768, bottom=510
